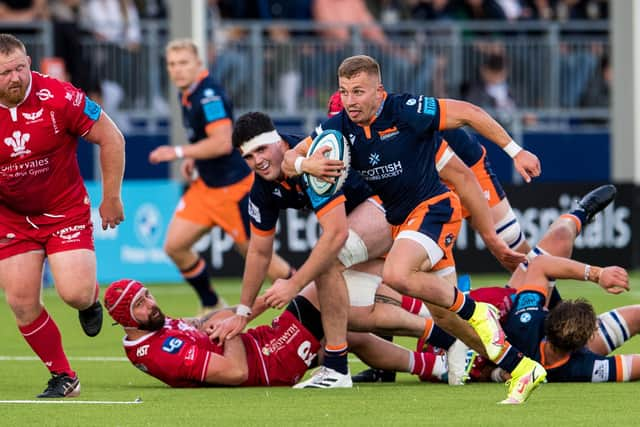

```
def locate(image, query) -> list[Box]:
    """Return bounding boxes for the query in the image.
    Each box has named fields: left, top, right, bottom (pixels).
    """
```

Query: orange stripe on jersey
left=539, top=341, right=571, bottom=369
left=559, top=213, right=582, bottom=234
left=181, top=70, right=210, bottom=107
left=250, top=223, right=276, bottom=237
left=182, top=258, right=206, bottom=278
left=316, top=195, right=346, bottom=218
left=279, top=181, right=292, bottom=191
left=615, top=355, right=624, bottom=382
left=205, top=117, right=232, bottom=135
left=302, top=136, right=313, bottom=153
left=363, top=126, right=372, bottom=139
left=437, top=99, right=447, bottom=131
left=448, top=289, right=466, bottom=312
left=516, top=284, right=549, bottom=300
left=378, top=126, right=398, bottom=137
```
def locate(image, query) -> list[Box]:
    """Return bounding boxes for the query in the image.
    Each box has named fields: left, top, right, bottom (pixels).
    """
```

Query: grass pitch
left=2, top=273, right=640, bottom=426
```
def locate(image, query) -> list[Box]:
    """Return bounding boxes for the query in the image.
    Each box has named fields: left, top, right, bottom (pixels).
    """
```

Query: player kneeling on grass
left=104, top=279, right=454, bottom=388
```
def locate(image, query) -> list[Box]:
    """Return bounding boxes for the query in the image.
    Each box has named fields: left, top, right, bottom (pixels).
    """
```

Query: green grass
left=2, top=273, right=640, bottom=426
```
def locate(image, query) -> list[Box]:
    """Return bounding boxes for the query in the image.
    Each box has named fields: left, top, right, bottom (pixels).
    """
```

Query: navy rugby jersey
left=248, top=133, right=373, bottom=235
left=503, top=288, right=622, bottom=382
left=314, top=93, right=449, bottom=225
left=179, top=71, right=250, bottom=187
left=438, top=128, right=484, bottom=167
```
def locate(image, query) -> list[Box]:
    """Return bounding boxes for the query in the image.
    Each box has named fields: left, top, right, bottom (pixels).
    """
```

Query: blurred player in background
left=0, top=33, right=125, bottom=398
left=149, top=39, right=291, bottom=314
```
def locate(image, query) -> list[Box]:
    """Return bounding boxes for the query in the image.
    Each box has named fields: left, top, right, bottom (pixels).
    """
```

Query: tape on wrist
left=584, top=264, right=591, bottom=281
left=236, top=304, right=252, bottom=318
left=503, top=140, right=522, bottom=158
left=294, top=156, right=305, bottom=175
left=175, top=146, right=185, bottom=159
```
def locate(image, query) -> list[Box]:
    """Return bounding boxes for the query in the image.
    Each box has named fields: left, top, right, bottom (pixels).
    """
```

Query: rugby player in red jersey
left=0, top=34, right=125, bottom=398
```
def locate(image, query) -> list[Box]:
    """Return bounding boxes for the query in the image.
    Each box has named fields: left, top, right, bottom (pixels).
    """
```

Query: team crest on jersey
left=4, top=130, right=31, bottom=157
left=22, top=108, right=44, bottom=123
left=444, top=233, right=455, bottom=247
left=35, top=88, right=54, bottom=101
left=406, top=98, right=416, bottom=106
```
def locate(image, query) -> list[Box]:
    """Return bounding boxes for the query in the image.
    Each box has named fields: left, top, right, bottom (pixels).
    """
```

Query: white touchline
left=0, top=355, right=365, bottom=363
left=0, top=398, right=143, bottom=405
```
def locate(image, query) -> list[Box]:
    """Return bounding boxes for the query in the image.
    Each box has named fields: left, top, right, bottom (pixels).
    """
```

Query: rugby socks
left=422, top=319, right=456, bottom=350
left=401, top=295, right=430, bottom=317
left=181, top=257, right=219, bottom=307
left=560, top=212, right=583, bottom=234
left=19, top=308, right=75, bottom=378
left=493, top=342, right=524, bottom=373
left=448, top=287, right=476, bottom=320
left=324, top=343, right=349, bottom=375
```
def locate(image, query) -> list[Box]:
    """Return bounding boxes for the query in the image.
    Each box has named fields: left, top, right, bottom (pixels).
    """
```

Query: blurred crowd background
left=0, top=0, right=610, bottom=135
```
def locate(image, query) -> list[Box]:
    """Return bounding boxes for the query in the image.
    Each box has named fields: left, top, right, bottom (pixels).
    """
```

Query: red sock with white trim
left=19, top=308, right=75, bottom=377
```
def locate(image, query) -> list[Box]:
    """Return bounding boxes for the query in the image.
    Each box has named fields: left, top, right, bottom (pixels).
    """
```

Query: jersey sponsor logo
left=421, top=97, right=437, bottom=116
left=514, top=292, right=542, bottom=311
left=136, top=345, right=150, bottom=357
left=65, top=92, right=73, bottom=101
left=592, top=359, right=609, bottom=382
left=162, top=337, right=184, bottom=354
left=368, top=152, right=380, bottom=166
left=55, top=224, right=86, bottom=242
left=261, top=322, right=301, bottom=356
left=359, top=161, right=403, bottom=182
left=21, top=108, right=44, bottom=123
left=50, top=111, right=60, bottom=134
left=248, top=199, right=261, bottom=224
left=83, top=97, right=101, bottom=120
left=0, top=157, right=49, bottom=176
left=378, top=127, right=399, bottom=141
left=4, top=130, right=31, bottom=157
left=202, top=99, right=226, bottom=122
left=35, top=88, right=54, bottom=101
left=406, top=98, right=417, bottom=106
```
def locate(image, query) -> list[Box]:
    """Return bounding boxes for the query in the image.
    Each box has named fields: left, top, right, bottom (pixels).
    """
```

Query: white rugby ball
left=305, top=129, right=350, bottom=196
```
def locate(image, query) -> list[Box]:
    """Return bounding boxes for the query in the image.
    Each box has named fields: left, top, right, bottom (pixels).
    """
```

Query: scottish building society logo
left=134, top=203, right=163, bottom=247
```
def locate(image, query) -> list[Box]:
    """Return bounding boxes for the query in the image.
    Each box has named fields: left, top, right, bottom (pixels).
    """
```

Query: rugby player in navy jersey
left=285, top=54, right=545, bottom=402
left=148, top=39, right=291, bottom=314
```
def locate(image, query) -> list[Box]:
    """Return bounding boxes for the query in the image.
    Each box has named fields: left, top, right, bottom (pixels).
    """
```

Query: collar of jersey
left=181, top=69, right=209, bottom=106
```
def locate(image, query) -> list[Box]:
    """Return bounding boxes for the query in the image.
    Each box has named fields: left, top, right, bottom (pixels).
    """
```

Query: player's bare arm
left=209, top=233, right=275, bottom=342
left=149, top=120, right=233, bottom=163
left=521, top=254, right=629, bottom=295
left=83, top=110, right=126, bottom=230
left=263, top=203, right=349, bottom=309
left=203, top=336, right=249, bottom=385
left=439, top=153, right=524, bottom=271
left=440, top=98, right=541, bottom=183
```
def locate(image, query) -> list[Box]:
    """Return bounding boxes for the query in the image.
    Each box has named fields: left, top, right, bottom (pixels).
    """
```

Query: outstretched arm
left=439, top=153, right=524, bottom=271
left=441, top=99, right=541, bottom=183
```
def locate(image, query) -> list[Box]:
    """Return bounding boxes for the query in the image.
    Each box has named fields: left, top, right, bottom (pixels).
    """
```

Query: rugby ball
left=305, top=129, right=350, bottom=196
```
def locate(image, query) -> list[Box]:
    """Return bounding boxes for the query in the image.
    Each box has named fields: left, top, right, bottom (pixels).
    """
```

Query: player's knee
left=58, top=285, right=95, bottom=309
left=598, top=310, right=631, bottom=353
left=5, top=294, right=41, bottom=321
left=495, top=209, right=525, bottom=249
left=338, top=229, right=369, bottom=268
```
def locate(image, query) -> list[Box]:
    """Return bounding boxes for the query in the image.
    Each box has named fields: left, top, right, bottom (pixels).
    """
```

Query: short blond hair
left=338, top=55, right=381, bottom=81
left=165, top=38, right=200, bottom=57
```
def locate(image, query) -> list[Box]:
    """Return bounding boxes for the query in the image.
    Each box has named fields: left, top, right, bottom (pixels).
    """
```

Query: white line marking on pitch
left=0, top=355, right=364, bottom=363
left=0, top=398, right=143, bottom=405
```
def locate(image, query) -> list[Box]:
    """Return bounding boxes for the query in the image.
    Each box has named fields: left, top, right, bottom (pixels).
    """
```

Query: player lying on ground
left=413, top=185, right=636, bottom=386
left=104, top=279, right=461, bottom=388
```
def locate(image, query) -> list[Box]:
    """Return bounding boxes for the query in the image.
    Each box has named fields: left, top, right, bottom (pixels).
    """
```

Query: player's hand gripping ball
left=304, top=129, right=350, bottom=196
